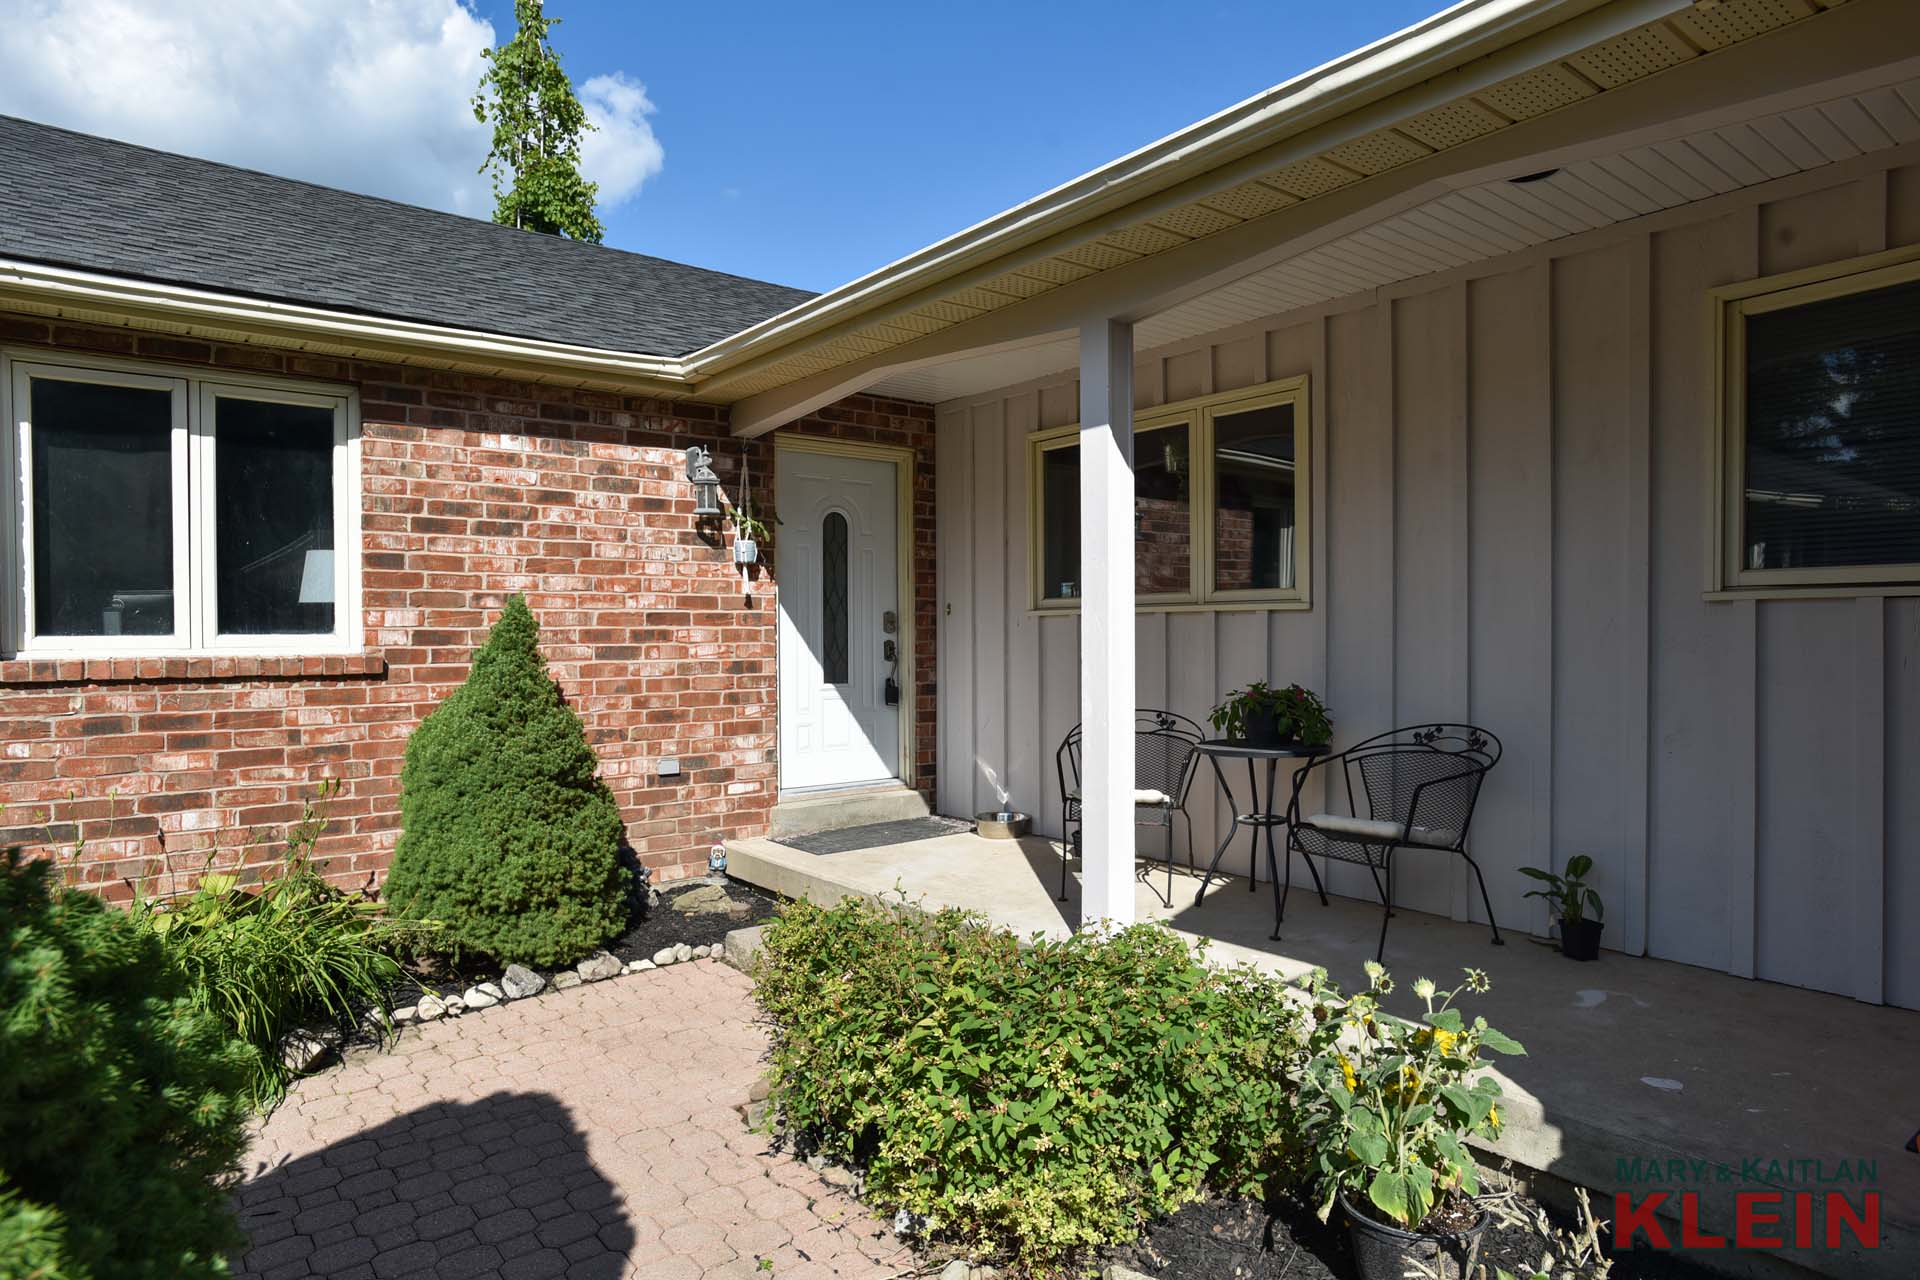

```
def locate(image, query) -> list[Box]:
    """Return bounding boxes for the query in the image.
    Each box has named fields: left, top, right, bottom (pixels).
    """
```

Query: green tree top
left=473, top=0, right=605, bottom=242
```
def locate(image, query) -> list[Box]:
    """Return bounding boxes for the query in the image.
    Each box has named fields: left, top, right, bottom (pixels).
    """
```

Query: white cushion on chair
left=1303, top=814, right=1459, bottom=847
left=1068, top=789, right=1172, bottom=807
left=1305, top=814, right=1403, bottom=843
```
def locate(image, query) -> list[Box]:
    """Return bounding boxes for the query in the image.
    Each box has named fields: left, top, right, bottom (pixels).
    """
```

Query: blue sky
left=468, top=0, right=1444, bottom=292
left=0, top=0, right=1444, bottom=296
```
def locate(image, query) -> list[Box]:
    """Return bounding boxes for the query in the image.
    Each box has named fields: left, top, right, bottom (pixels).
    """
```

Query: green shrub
left=384, top=595, right=628, bottom=966
left=141, top=780, right=418, bottom=1104
left=0, top=849, right=255, bottom=1280
left=753, top=895, right=1308, bottom=1270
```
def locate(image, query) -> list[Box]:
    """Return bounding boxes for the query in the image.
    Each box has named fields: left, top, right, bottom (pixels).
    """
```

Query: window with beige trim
left=1028, top=376, right=1309, bottom=610
left=1, top=352, right=362, bottom=656
left=1715, top=250, right=1920, bottom=593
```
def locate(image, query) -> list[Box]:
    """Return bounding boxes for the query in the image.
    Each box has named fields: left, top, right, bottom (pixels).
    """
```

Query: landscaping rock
left=723, top=925, right=767, bottom=971
left=461, top=984, right=500, bottom=1010
left=443, top=997, right=466, bottom=1016
left=819, top=1164, right=857, bottom=1191
left=690, top=944, right=711, bottom=960
left=624, top=959, right=655, bottom=974
left=392, top=1004, right=419, bottom=1025
left=940, top=1262, right=972, bottom=1280
left=748, top=1074, right=772, bottom=1104
left=668, top=883, right=751, bottom=918
left=278, top=1026, right=341, bottom=1074
left=415, top=994, right=448, bottom=1022
left=576, top=952, right=622, bottom=982
left=551, top=971, right=581, bottom=990
left=651, top=946, right=678, bottom=966
left=500, top=964, right=544, bottom=999
left=1103, top=1267, right=1154, bottom=1280
left=672, top=942, right=693, bottom=964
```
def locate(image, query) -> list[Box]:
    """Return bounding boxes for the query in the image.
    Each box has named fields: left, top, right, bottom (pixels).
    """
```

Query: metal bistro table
left=1191, top=739, right=1329, bottom=938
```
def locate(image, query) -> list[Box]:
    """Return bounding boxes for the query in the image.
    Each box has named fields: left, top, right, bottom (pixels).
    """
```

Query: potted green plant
left=1297, top=962, right=1525, bottom=1280
left=728, top=498, right=776, bottom=565
left=1518, top=855, right=1604, bottom=961
left=1208, top=681, right=1331, bottom=748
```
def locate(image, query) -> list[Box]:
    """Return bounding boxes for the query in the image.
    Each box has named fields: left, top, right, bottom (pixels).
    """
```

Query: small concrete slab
left=723, top=924, right=768, bottom=971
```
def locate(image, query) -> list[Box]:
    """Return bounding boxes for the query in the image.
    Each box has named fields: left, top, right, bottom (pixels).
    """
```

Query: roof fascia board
left=686, top=0, right=1690, bottom=381
left=0, top=258, right=695, bottom=394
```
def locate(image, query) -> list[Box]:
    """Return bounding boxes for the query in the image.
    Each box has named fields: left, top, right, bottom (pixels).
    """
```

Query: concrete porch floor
left=727, top=831, right=1918, bottom=1280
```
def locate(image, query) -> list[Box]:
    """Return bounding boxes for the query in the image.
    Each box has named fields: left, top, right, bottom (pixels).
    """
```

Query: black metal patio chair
left=1055, top=709, right=1204, bottom=905
left=1280, top=723, right=1505, bottom=963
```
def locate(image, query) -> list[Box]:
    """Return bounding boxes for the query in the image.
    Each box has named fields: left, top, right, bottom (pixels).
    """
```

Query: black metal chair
left=1055, top=709, right=1203, bottom=904
left=1280, top=723, right=1505, bottom=962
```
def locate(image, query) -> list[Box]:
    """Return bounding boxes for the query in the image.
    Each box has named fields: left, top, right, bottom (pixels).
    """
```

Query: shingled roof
left=0, top=115, right=815, bottom=358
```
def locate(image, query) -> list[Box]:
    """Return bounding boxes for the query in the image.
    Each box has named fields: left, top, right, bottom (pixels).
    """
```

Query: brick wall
left=0, top=315, right=936, bottom=897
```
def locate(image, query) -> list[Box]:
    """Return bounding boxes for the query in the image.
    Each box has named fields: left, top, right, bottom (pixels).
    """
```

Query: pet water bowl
left=974, top=811, right=1031, bottom=840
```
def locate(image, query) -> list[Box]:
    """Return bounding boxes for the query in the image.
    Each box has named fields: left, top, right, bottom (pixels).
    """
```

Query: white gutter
left=0, top=259, right=691, bottom=387
left=678, top=0, right=1690, bottom=379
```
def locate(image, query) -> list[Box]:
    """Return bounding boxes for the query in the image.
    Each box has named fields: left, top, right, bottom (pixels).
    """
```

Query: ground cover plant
left=385, top=594, right=629, bottom=967
left=138, top=780, right=420, bottom=1104
left=0, top=848, right=255, bottom=1280
left=752, top=894, right=1311, bottom=1270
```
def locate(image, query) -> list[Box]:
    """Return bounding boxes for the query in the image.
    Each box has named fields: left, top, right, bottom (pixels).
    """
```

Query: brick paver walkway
left=233, top=959, right=910, bottom=1280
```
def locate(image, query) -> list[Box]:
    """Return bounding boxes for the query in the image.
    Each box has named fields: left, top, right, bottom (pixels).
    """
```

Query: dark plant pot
left=1241, top=707, right=1284, bottom=748
left=1560, top=917, right=1604, bottom=961
left=1341, top=1193, right=1487, bottom=1280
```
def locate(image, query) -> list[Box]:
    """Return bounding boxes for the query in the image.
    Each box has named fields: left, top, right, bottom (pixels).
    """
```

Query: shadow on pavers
left=232, top=1091, right=631, bottom=1279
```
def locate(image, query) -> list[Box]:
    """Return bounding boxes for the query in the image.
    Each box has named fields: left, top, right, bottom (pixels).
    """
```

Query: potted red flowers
left=1208, top=681, right=1332, bottom=749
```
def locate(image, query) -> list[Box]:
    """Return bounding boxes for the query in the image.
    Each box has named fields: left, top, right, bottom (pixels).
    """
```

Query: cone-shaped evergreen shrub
left=0, top=850, right=256, bottom=1280
left=385, top=595, right=628, bottom=965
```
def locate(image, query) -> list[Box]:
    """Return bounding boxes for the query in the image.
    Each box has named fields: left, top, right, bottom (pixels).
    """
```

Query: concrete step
left=767, top=782, right=929, bottom=838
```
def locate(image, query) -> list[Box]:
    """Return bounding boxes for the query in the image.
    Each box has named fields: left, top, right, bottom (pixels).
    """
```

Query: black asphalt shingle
left=0, top=115, right=815, bottom=358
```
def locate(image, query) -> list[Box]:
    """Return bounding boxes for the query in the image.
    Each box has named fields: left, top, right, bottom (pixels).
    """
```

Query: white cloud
left=0, top=0, right=662, bottom=221
left=579, top=73, right=665, bottom=206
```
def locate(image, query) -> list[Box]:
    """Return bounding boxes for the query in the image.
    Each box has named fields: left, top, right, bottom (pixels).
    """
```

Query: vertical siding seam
left=1450, top=282, right=1474, bottom=924
left=1728, top=208, right=1761, bottom=982
left=1624, top=234, right=1654, bottom=958
left=1854, top=596, right=1887, bottom=1005
left=1538, top=262, right=1557, bottom=937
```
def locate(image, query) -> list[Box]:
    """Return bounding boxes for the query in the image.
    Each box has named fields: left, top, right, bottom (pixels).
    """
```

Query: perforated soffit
left=724, top=0, right=1850, bottom=401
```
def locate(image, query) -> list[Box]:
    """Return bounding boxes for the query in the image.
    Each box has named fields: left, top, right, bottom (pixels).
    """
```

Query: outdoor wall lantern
left=685, top=445, right=722, bottom=516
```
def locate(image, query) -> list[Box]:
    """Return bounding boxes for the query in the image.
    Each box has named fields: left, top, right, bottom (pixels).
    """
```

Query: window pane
left=215, top=397, right=336, bottom=635
left=1213, top=402, right=1297, bottom=592
left=822, top=511, right=848, bottom=684
left=1135, top=423, right=1191, bottom=594
left=29, top=377, right=176, bottom=637
left=1040, top=443, right=1080, bottom=600
left=1743, top=278, right=1920, bottom=572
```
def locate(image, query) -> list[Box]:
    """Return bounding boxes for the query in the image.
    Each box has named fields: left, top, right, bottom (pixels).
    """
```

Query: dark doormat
left=774, top=815, right=974, bottom=855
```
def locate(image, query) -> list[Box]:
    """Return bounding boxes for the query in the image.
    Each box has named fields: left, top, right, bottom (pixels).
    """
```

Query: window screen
left=1743, top=277, right=1920, bottom=573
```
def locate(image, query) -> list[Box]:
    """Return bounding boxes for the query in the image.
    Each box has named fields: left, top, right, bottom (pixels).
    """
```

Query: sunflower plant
left=1296, top=962, right=1525, bottom=1232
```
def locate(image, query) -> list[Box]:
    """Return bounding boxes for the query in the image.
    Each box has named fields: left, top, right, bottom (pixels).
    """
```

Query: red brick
left=0, top=312, right=936, bottom=893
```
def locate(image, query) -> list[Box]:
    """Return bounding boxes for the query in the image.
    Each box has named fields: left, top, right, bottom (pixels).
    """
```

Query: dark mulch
left=606, top=875, right=782, bottom=961
left=383, top=875, right=783, bottom=1009
left=1100, top=1184, right=1733, bottom=1280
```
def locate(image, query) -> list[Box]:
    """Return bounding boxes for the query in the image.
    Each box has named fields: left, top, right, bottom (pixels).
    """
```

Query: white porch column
left=1077, top=317, right=1135, bottom=929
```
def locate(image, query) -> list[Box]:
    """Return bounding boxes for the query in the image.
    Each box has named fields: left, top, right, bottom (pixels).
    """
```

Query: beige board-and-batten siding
left=934, top=154, right=1920, bottom=1011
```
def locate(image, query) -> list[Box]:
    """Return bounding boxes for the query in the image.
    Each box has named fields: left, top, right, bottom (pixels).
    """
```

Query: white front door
left=776, top=447, right=900, bottom=790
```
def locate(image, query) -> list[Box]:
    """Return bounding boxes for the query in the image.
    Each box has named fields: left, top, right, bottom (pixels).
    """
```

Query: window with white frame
left=1028, top=375, right=1309, bottom=610
left=4, top=355, right=360, bottom=654
left=1716, top=251, right=1920, bottom=592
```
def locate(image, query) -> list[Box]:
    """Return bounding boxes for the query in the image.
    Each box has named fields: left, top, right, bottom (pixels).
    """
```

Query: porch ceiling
left=716, top=0, right=1874, bottom=417
left=867, top=61, right=1920, bottom=404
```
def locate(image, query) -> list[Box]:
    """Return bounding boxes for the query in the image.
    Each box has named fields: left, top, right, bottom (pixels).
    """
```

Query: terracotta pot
left=1341, top=1192, right=1488, bottom=1280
